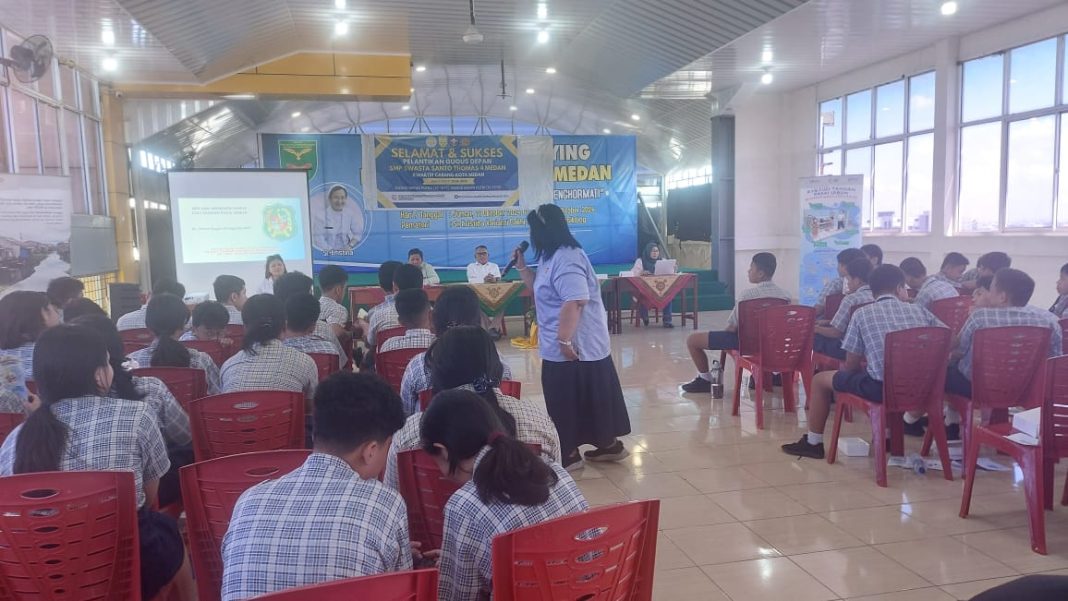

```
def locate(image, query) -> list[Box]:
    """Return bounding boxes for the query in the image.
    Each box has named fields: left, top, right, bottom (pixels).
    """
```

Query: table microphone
left=501, top=241, right=529, bottom=278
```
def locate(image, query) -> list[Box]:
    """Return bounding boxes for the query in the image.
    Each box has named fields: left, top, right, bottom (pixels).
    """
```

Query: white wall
left=731, top=3, right=1068, bottom=308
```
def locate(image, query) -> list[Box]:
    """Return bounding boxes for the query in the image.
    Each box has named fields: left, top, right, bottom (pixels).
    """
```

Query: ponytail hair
left=240, top=294, right=285, bottom=353
left=421, top=389, right=557, bottom=506
left=16, top=325, right=109, bottom=474
left=145, top=294, right=191, bottom=368
left=69, top=315, right=144, bottom=401
left=427, top=325, right=511, bottom=426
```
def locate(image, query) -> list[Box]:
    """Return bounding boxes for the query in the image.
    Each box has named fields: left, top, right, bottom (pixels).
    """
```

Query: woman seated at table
left=631, top=242, right=674, bottom=328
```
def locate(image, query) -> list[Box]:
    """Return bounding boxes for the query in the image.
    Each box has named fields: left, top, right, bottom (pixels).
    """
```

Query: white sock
left=807, top=432, right=824, bottom=445
left=944, top=406, right=961, bottom=425
left=699, top=372, right=712, bottom=381
left=903, top=413, right=921, bottom=425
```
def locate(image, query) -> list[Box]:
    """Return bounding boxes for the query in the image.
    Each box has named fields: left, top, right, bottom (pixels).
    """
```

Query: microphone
left=501, top=240, right=529, bottom=278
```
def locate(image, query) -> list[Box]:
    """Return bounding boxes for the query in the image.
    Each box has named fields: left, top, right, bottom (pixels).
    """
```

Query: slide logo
left=263, top=204, right=297, bottom=241
left=279, top=140, right=319, bottom=181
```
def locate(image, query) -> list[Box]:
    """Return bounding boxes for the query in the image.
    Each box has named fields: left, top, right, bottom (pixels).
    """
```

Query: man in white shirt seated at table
left=467, top=245, right=504, bottom=339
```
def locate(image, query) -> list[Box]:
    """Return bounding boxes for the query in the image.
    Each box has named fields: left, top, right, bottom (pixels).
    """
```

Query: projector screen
left=168, top=170, right=313, bottom=299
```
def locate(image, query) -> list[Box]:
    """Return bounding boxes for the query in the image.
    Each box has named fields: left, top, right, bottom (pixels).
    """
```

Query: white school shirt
left=467, top=261, right=502, bottom=283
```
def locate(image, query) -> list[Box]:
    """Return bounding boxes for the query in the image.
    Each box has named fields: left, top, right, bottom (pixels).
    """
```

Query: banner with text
left=799, top=175, right=864, bottom=306
left=0, top=174, right=72, bottom=299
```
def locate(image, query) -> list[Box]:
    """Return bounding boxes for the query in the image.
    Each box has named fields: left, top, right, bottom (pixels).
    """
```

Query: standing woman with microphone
left=512, top=203, right=630, bottom=470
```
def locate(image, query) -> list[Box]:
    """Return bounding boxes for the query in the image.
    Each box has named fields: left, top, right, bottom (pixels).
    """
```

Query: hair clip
left=472, top=374, right=495, bottom=394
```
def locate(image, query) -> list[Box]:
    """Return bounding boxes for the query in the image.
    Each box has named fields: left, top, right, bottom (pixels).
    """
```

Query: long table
left=610, top=273, right=699, bottom=334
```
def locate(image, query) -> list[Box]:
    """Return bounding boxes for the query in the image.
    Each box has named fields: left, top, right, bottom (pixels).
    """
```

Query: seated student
left=971, top=275, right=994, bottom=310
left=901, top=257, right=958, bottom=310
left=682, top=252, right=791, bottom=393
left=945, top=268, right=1064, bottom=404
left=128, top=294, right=222, bottom=394
left=369, top=263, right=424, bottom=346
left=861, top=243, right=883, bottom=267
left=275, top=272, right=346, bottom=364
left=408, top=247, right=440, bottom=285
left=400, top=286, right=513, bottom=416
left=0, top=325, right=189, bottom=599
left=46, top=276, right=84, bottom=318
left=813, top=257, right=874, bottom=360
left=814, top=248, right=867, bottom=318
left=379, top=289, right=435, bottom=354
left=0, top=291, right=61, bottom=376
left=62, top=297, right=107, bottom=322
left=72, top=314, right=192, bottom=507
left=220, top=294, right=318, bottom=401
left=214, top=275, right=248, bottom=325
left=117, top=277, right=185, bottom=331
left=938, top=252, right=970, bottom=287
left=424, top=389, right=587, bottom=601
left=365, top=261, right=402, bottom=339
left=283, top=293, right=339, bottom=355
left=221, top=372, right=410, bottom=601
left=317, top=265, right=351, bottom=337
left=781, top=265, right=946, bottom=458
left=632, top=242, right=674, bottom=328
left=179, top=301, right=230, bottom=342
left=1051, top=262, right=1068, bottom=318
left=960, top=251, right=1011, bottom=291
left=385, top=326, right=559, bottom=490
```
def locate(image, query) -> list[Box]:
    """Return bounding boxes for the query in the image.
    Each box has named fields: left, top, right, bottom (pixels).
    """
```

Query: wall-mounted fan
left=1, top=35, right=53, bottom=84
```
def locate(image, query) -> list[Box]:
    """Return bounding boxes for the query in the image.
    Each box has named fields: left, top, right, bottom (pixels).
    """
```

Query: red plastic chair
left=375, top=326, right=408, bottom=354
left=822, top=292, right=844, bottom=320
left=730, top=303, right=814, bottom=430
left=119, top=327, right=154, bottom=345
left=492, top=500, right=660, bottom=601
left=812, top=301, right=873, bottom=372
left=929, top=295, right=973, bottom=337
left=827, top=327, right=954, bottom=487
left=959, top=355, right=1068, bottom=555
left=397, top=449, right=463, bottom=552
left=0, top=471, right=140, bottom=600
left=253, top=569, right=439, bottom=600
left=182, top=339, right=226, bottom=366
left=132, top=366, right=208, bottom=410
left=187, top=391, right=306, bottom=462
left=418, top=379, right=523, bottom=412
left=377, top=347, right=427, bottom=393
left=221, top=324, right=245, bottom=360
left=0, top=412, right=24, bottom=444
left=307, top=352, right=341, bottom=382
left=922, top=326, right=1051, bottom=466
left=180, top=450, right=312, bottom=601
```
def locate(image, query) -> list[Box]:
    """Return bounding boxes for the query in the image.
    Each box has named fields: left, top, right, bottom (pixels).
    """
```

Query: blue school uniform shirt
left=533, top=246, right=611, bottom=362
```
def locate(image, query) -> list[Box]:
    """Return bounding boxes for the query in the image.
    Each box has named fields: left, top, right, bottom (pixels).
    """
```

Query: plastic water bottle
left=709, top=359, right=724, bottom=399
left=907, top=453, right=927, bottom=475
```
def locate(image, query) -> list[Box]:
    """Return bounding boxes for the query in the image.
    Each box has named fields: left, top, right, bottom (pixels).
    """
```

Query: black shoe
left=681, top=376, right=712, bottom=393
left=663, top=322, right=674, bottom=328
left=903, top=416, right=928, bottom=437
left=562, top=451, right=585, bottom=472
left=772, top=373, right=783, bottom=387
left=584, top=440, right=629, bottom=462
left=781, top=436, right=825, bottom=459
left=749, top=376, right=756, bottom=390
left=642, top=317, right=650, bottom=326
left=945, top=423, right=961, bottom=441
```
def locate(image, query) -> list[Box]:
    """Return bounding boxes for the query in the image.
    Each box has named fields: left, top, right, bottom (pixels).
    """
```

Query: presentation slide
left=168, top=170, right=313, bottom=299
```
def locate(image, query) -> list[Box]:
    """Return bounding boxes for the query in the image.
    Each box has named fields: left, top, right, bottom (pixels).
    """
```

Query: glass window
left=35, top=61, right=58, bottom=101
left=958, top=123, right=1002, bottom=232
left=962, top=54, right=1004, bottom=122
left=1061, top=114, right=1068, bottom=228
left=38, top=103, right=61, bottom=176
left=80, top=75, right=99, bottom=117
left=0, top=93, right=9, bottom=173
left=819, top=98, right=842, bottom=147
left=59, top=65, right=78, bottom=109
left=875, top=80, right=905, bottom=138
left=846, top=90, right=872, bottom=143
left=10, top=90, right=39, bottom=173
left=64, top=109, right=86, bottom=212
left=819, top=149, right=841, bottom=176
left=872, top=142, right=903, bottom=229
left=1004, top=116, right=1055, bottom=228
left=1008, top=38, right=1057, bottom=114
left=909, top=71, right=936, bottom=132
left=905, top=133, right=934, bottom=232
left=844, top=147, right=872, bottom=229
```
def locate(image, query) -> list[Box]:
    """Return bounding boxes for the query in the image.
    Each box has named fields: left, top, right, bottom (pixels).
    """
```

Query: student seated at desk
left=938, top=252, right=970, bottom=288
left=283, top=293, right=340, bottom=355
left=944, top=268, right=1063, bottom=438
left=221, top=372, right=410, bottom=601
left=1051, top=262, right=1068, bottom=318
left=814, top=248, right=867, bottom=318
left=813, top=257, right=873, bottom=361
left=213, top=275, right=248, bottom=326
left=126, top=294, right=222, bottom=395
left=861, top=243, right=883, bottom=267
left=631, top=242, right=674, bottom=328
left=179, top=301, right=230, bottom=342
left=379, top=289, right=434, bottom=354
left=782, top=265, right=946, bottom=458
left=901, top=257, right=958, bottom=310
left=960, top=251, right=1011, bottom=291
left=116, top=278, right=185, bottom=331
left=682, top=252, right=791, bottom=393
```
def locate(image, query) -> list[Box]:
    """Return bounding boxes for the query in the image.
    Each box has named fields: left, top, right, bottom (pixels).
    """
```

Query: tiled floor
left=496, top=310, right=1068, bottom=601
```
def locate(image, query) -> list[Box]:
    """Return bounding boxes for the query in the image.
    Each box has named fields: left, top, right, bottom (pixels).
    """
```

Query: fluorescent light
left=602, top=128, right=611, bottom=134
left=940, top=1, right=958, bottom=15
left=761, top=71, right=774, bottom=85
left=545, top=66, right=557, bottom=74
left=402, top=105, right=410, bottom=110
left=509, top=105, right=518, bottom=111
left=101, top=29, right=115, bottom=46
left=761, top=49, right=773, bottom=63
left=222, top=94, right=256, bottom=99
left=630, top=114, right=641, bottom=121
left=102, top=56, right=118, bottom=71
left=537, top=2, right=548, bottom=20
left=410, top=87, right=415, bottom=92
left=128, top=198, right=136, bottom=208
left=291, top=111, right=301, bottom=118
left=334, top=20, right=349, bottom=35
left=335, top=0, right=346, bottom=8
left=415, top=64, right=427, bottom=72
left=536, top=29, right=549, bottom=44
left=525, top=88, right=535, bottom=94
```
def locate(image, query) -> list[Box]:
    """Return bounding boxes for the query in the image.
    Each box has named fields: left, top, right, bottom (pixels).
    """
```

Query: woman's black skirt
left=541, top=356, right=631, bottom=455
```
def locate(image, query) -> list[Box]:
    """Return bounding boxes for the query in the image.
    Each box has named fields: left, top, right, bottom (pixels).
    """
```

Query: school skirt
left=138, top=507, right=185, bottom=599
left=541, top=356, right=631, bottom=454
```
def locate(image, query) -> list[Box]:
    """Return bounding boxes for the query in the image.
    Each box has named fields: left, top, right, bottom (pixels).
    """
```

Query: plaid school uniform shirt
left=313, top=320, right=347, bottom=363
left=0, top=395, right=170, bottom=508
left=0, top=353, right=27, bottom=413
left=399, top=353, right=514, bottom=417
left=116, top=306, right=148, bottom=331
left=224, top=304, right=243, bottom=325
left=726, top=281, right=792, bottom=329
left=220, top=453, right=412, bottom=601
left=383, top=387, right=561, bottom=491
left=378, top=328, right=435, bottom=354
left=830, top=285, right=875, bottom=333
left=127, top=342, right=222, bottom=395
left=1051, top=294, right=1068, bottom=318
left=318, top=296, right=348, bottom=326
left=842, top=295, right=946, bottom=382
left=283, top=333, right=338, bottom=356
left=816, top=277, right=845, bottom=308
left=914, top=275, right=959, bottom=310
left=2, top=343, right=35, bottom=380
left=132, top=376, right=192, bottom=448
left=367, top=295, right=398, bottom=346
left=956, top=305, right=1064, bottom=380
left=220, top=340, right=318, bottom=398
left=933, top=272, right=964, bottom=289
left=436, top=447, right=588, bottom=601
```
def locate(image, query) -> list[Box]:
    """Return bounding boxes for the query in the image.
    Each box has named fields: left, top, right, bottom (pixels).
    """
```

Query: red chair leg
left=731, top=360, right=744, bottom=417
left=1062, top=472, right=1068, bottom=507
left=888, top=415, right=904, bottom=457
left=754, top=369, right=765, bottom=430
left=871, top=407, right=888, bottom=487
left=959, top=433, right=982, bottom=518
left=783, top=371, right=797, bottom=413
left=920, top=427, right=933, bottom=457
left=1043, top=458, right=1056, bottom=510
left=926, top=408, right=953, bottom=481
left=1018, top=448, right=1047, bottom=555
left=762, top=371, right=774, bottom=393
left=827, top=400, right=847, bottom=465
